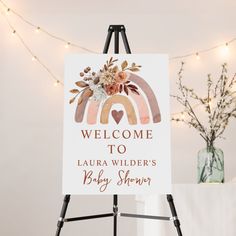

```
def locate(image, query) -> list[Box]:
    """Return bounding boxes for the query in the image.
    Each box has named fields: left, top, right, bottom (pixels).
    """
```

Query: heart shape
left=111, top=110, right=124, bottom=124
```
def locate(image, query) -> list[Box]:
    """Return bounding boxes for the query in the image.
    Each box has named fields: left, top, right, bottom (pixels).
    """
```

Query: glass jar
left=197, top=146, right=224, bottom=183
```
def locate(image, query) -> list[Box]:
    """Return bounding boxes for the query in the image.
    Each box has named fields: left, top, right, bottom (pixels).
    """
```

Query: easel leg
left=114, top=30, right=119, bottom=54
left=167, top=194, right=182, bottom=236
left=55, top=195, right=71, bottom=236
left=113, top=195, right=118, bottom=236
left=120, top=28, right=131, bottom=53
left=103, top=27, right=113, bottom=53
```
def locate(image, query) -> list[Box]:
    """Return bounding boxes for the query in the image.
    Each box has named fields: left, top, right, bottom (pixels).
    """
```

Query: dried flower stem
left=172, top=62, right=236, bottom=146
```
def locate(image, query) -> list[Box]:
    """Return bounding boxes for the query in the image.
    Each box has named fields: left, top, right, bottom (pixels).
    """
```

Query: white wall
left=1, top=0, right=236, bottom=235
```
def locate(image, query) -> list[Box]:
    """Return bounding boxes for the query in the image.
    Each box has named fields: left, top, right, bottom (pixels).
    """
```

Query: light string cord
left=0, top=10, right=62, bottom=85
left=170, top=38, right=236, bottom=60
left=0, top=0, right=98, bottom=53
left=1, top=0, right=236, bottom=60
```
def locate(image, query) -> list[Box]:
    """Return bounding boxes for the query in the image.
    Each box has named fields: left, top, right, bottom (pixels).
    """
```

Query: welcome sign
left=63, top=54, right=171, bottom=194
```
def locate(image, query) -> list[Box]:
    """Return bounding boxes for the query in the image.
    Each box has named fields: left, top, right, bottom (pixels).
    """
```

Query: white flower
left=92, top=87, right=107, bottom=101
left=88, top=81, right=107, bottom=101
left=88, top=80, right=97, bottom=91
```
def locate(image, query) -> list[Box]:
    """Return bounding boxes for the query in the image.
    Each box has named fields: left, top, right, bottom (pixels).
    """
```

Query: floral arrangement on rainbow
left=69, top=57, right=141, bottom=104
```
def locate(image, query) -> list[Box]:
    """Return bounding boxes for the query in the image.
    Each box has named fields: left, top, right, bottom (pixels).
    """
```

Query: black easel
left=55, top=25, right=182, bottom=236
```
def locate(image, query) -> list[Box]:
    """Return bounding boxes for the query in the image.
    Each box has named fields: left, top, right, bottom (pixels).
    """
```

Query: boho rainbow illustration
left=69, top=57, right=161, bottom=125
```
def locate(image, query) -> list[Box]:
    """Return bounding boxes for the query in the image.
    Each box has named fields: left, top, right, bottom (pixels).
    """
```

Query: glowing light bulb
left=221, top=42, right=230, bottom=57
left=6, top=8, right=10, bottom=15
left=225, top=42, right=229, bottom=51
left=65, top=42, right=70, bottom=49
left=54, top=80, right=60, bottom=86
left=195, top=52, right=200, bottom=60
left=35, top=27, right=40, bottom=33
left=32, top=56, right=37, bottom=61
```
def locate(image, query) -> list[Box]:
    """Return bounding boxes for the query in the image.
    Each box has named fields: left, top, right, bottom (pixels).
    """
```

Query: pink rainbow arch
left=128, top=73, right=161, bottom=123
left=129, top=92, right=150, bottom=124
left=87, top=100, right=100, bottom=124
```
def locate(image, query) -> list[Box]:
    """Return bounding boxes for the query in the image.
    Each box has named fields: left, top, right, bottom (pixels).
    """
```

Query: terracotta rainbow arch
left=100, top=95, right=137, bottom=125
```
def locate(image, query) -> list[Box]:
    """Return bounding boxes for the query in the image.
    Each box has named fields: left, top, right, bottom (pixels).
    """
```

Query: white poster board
left=63, top=54, right=171, bottom=194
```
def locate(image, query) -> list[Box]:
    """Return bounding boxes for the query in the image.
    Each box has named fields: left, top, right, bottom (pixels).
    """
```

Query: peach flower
left=104, top=83, right=119, bottom=96
left=115, top=71, right=127, bottom=83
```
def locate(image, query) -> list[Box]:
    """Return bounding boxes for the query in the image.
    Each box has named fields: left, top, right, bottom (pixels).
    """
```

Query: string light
left=220, top=42, right=230, bottom=57
left=64, top=42, right=70, bottom=49
left=0, top=0, right=96, bottom=53
left=171, top=39, right=235, bottom=61
left=195, top=52, right=200, bottom=60
left=31, top=56, right=37, bottom=61
left=225, top=42, right=229, bottom=51
left=35, top=26, right=40, bottom=33
left=6, top=7, right=10, bottom=15
left=54, top=80, right=60, bottom=86
left=1, top=0, right=236, bottom=59
left=0, top=0, right=236, bottom=97
left=222, top=42, right=229, bottom=54
left=0, top=10, right=62, bottom=87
